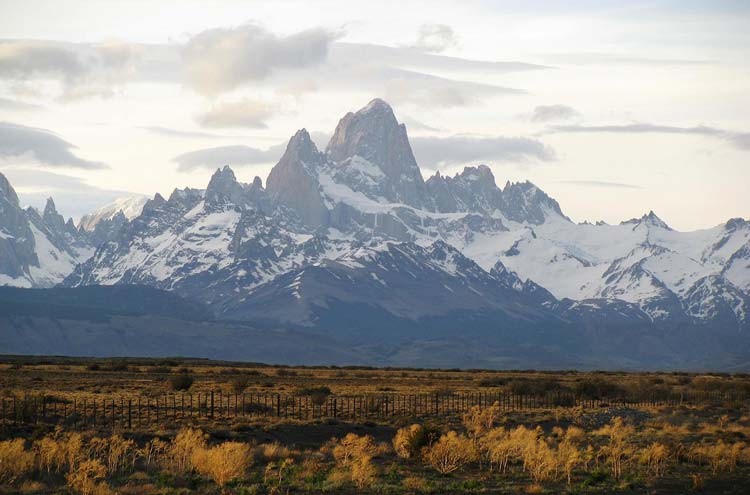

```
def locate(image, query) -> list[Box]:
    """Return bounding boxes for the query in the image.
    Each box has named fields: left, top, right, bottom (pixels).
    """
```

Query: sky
left=0, top=0, right=748, bottom=230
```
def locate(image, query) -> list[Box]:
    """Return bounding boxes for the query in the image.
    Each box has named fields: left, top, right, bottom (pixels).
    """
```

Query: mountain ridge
left=2, top=98, right=749, bottom=368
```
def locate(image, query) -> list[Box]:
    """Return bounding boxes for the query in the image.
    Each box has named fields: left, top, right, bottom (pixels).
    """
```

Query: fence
left=1, top=390, right=746, bottom=430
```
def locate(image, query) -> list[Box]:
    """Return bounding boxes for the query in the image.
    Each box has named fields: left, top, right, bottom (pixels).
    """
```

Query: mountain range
left=1, top=99, right=749, bottom=369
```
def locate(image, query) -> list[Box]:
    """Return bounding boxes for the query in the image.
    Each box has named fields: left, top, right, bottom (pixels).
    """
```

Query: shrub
left=574, top=378, right=624, bottom=399
left=168, top=428, right=207, bottom=473
left=639, top=442, right=669, bottom=477
left=192, top=442, right=252, bottom=487
left=332, top=434, right=378, bottom=467
left=0, top=439, right=34, bottom=484
left=88, top=435, right=137, bottom=475
left=463, top=402, right=502, bottom=439
left=595, top=417, right=635, bottom=479
left=230, top=375, right=252, bottom=394
left=169, top=373, right=194, bottom=391
left=140, top=439, right=168, bottom=471
left=393, top=424, right=435, bottom=459
left=297, top=386, right=332, bottom=406
left=259, top=442, right=292, bottom=461
left=690, top=441, right=745, bottom=475
left=402, top=476, right=432, bottom=492
left=522, top=438, right=558, bottom=483
left=350, top=455, right=378, bottom=489
left=423, top=431, right=478, bottom=474
left=66, top=459, right=112, bottom=495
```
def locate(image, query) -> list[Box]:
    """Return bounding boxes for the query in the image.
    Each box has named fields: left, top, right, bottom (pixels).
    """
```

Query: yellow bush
left=192, top=441, right=252, bottom=487
left=690, top=441, right=746, bottom=475
left=332, top=433, right=377, bottom=467
left=259, top=441, right=291, bottom=461
left=350, top=455, right=378, bottom=489
left=65, top=459, right=112, bottom=495
left=168, top=428, right=207, bottom=474
left=463, top=402, right=502, bottom=438
left=639, top=442, right=669, bottom=477
left=89, top=435, right=137, bottom=475
left=423, top=431, right=478, bottom=474
left=35, top=436, right=65, bottom=474
left=481, top=428, right=514, bottom=472
left=0, top=439, right=34, bottom=484
left=595, top=417, right=635, bottom=479
left=139, top=438, right=168, bottom=470
left=393, top=424, right=430, bottom=459
left=522, top=438, right=558, bottom=483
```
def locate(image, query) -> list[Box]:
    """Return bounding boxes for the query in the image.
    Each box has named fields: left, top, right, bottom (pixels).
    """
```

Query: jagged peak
left=502, top=179, right=538, bottom=194
left=725, top=217, right=748, bottom=231
left=360, top=98, right=394, bottom=115
left=252, top=176, right=263, bottom=189
left=0, top=172, right=20, bottom=206
left=457, top=164, right=495, bottom=183
left=43, top=197, right=58, bottom=215
left=621, top=210, right=671, bottom=230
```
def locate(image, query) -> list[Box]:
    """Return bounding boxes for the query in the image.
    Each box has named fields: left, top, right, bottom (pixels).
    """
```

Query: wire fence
left=1, top=390, right=746, bottom=430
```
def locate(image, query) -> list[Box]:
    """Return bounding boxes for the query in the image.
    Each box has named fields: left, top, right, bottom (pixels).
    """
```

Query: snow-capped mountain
left=0, top=173, right=94, bottom=287
left=3, top=98, right=750, bottom=368
left=78, top=196, right=148, bottom=231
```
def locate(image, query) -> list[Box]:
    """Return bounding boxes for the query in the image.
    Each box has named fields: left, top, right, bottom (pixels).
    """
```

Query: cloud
left=173, top=143, right=285, bottom=172
left=182, top=24, right=336, bottom=95
left=4, top=168, right=138, bottom=219
left=0, top=40, right=141, bottom=100
left=0, top=122, right=106, bottom=169
left=0, top=34, right=544, bottom=106
left=381, top=67, right=523, bottom=107
left=541, top=53, right=712, bottom=67
left=331, top=42, right=547, bottom=75
left=554, top=180, right=642, bottom=189
left=400, top=116, right=443, bottom=132
left=137, top=126, right=244, bottom=139
left=195, top=98, right=276, bottom=128
left=0, top=97, right=44, bottom=111
left=547, top=123, right=750, bottom=151
left=530, top=104, right=581, bottom=123
left=410, top=135, right=556, bottom=168
left=410, top=24, right=458, bottom=53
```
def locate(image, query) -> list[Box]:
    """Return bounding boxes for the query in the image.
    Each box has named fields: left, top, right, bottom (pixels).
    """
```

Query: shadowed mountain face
left=2, top=99, right=750, bottom=369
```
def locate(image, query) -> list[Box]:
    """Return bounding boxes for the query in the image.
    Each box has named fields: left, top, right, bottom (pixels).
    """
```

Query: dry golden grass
left=0, top=439, right=35, bottom=484
left=191, top=441, right=252, bottom=486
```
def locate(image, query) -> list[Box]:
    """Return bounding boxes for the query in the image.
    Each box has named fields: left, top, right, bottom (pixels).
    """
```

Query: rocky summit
left=1, top=99, right=749, bottom=369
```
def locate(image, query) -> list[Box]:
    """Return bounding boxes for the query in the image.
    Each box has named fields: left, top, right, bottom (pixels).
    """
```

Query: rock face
left=0, top=173, right=93, bottom=287
left=266, top=129, right=329, bottom=229
left=3, top=98, right=750, bottom=369
left=326, top=98, right=429, bottom=209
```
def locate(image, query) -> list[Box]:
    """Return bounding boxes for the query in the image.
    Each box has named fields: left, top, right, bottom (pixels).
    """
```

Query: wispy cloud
left=195, top=98, right=277, bottom=129
left=530, top=104, right=580, bottom=123
left=0, top=122, right=106, bottom=169
left=0, top=97, right=44, bottom=112
left=554, top=180, right=642, bottom=189
left=137, top=126, right=244, bottom=139
left=410, top=135, right=556, bottom=169
left=547, top=123, right=750, bottom=151
left=173, top=143, right=285, bottom=172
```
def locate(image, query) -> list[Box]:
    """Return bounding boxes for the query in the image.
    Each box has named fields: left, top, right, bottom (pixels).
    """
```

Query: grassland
left=1, top=356, right=749, bottom=494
